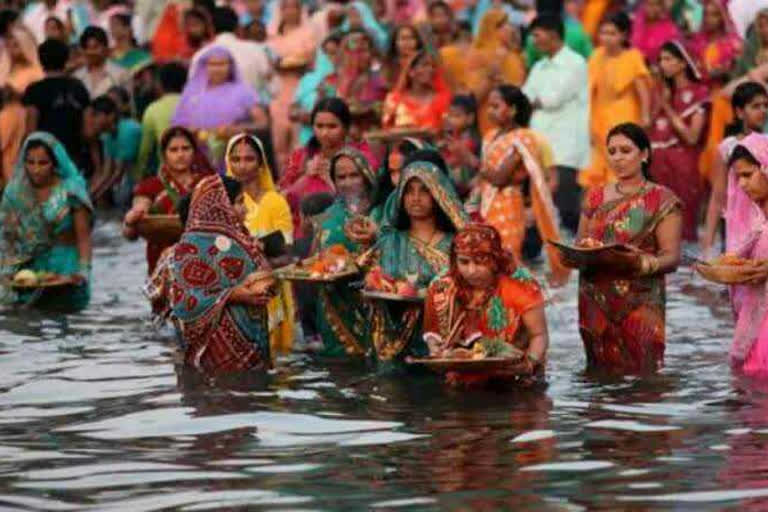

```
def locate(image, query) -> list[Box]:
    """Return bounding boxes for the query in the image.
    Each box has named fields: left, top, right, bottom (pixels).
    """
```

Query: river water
left=1, top=218, right=768, bottom=511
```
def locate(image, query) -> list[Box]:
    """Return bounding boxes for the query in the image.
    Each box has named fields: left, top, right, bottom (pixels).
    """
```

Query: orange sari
left=382, top=54, right=451, bottom=131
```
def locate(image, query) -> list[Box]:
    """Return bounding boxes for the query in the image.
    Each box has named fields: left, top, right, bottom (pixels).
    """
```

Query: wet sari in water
left=578, top=183, right=681, bottom=373
left=169, top=175, right=271, bottom=374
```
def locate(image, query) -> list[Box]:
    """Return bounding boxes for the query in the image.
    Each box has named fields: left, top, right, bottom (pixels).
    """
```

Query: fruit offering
left=300, top=244, right=354, bottom=278
left=11, top=269, right=58, bottom=287
left=364, top=266, right=420, bottom=297
left=714, top=253, right=756, bottom=266
left=576, top=237, right=604, bottom=249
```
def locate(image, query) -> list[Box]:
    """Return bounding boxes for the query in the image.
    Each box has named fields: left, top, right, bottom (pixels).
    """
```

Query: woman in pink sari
left=630, top=0, right=681, bottom=63
left=724, top=133, right=768, bottom=377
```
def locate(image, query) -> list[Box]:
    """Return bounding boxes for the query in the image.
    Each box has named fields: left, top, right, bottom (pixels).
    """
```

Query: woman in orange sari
left=581, top=12, right=651, bottom=188
left=382, top=24, right=425, bottom=89
left=440, top=8, right=526, bottom=134
left=3, top=25, right=43, bottom=95
left=382, top=51, right=451, bottom=132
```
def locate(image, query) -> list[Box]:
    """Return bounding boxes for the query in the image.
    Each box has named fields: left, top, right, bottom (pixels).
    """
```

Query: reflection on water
left=1, top=219, right=768, bottom=510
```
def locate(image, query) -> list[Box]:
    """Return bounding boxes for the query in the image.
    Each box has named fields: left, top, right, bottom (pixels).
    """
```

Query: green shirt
left=136, top=94, right=181, bottom=178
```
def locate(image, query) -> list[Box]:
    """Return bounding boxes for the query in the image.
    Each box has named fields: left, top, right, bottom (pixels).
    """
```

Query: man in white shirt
left=72, top=26, right=130, bottom=98
left=523, top=14, right=589, bottom=233
left=190, top=6, right=278, bottom=101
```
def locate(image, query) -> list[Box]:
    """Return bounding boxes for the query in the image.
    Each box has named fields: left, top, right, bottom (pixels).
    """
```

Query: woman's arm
left=521, top=305, right=548, bottom=364
left=122, top=195, right=153, bottom=239
left=73, top=207, right=92, bottom=280
left=666, top=108, right=707, bottom=146
left=651, top=209, right=683, bottom=275
left=634, top=77, right=652, bottom=129
left=701, top=151, right=727, bottom=255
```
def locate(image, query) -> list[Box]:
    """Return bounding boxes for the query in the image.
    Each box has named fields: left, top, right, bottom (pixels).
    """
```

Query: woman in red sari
left=566, top=123, right=682, bottom=374
left=123, top=126, right=215, bottom=274
left=649, top=41, right=710, bottom=243
left=382, top=51, right=451, bottom=132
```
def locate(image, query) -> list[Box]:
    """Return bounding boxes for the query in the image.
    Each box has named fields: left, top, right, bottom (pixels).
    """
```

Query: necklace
left=410, top=227, right=438, bottom=246
left=616, top=179, right=647, bottom=197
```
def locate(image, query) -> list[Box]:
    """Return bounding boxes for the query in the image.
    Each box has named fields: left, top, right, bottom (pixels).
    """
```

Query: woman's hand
left=344, top=217, right=378, bottom=246
left=306, top=155, right=330, bottom=177
left=122, top=206, right=147, bottom=240
left=741, top=261, right=768, bottom=285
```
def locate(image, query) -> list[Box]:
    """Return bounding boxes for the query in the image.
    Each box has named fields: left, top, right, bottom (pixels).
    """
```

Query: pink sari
left=725, top=133, right=768, bottom=376
left=631, top=3, right=682, bottom=62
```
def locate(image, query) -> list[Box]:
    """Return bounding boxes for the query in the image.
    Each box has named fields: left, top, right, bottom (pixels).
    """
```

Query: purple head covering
left=172, top=46, right=263, bottom=130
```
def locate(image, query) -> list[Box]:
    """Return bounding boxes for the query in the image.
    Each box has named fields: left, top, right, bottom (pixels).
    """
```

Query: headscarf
left=0, top=132, right=92, bottom=260
left=473, top=8, right=507, bottom=53
left=343, top=1, right=389, bottom=52
left=738, top=9, right=768, bottom=73
left=665, top=40, right=704, bottom=82
left=690, top=0, right=743, bottom=75
left=331, top=146, right=378, bottom=187
left=172, top=46, right=263, bottom=130
left=631, top=0, right=682, bottom=62
left=225, top=132, right=277, bottom=193
left=451, top=223, right=514, bottom=276
left=725, top=133, right=768, bottom=255
left=385, top=51, right=451, bottom=131
left=4, top=25, right=44, bottom=94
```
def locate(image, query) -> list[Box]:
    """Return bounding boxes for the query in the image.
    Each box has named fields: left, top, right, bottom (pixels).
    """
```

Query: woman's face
left=109, top=17, right=131, bottom=41
left=644, top=0, right=664, bottom=21
left=206, top=55, right=232, bottom=85
left=658, top=49, right=686, bottom=79
left=346, top=6, right=363, bottom=28
left=396, top=27, right=420, bottom=57
left=497, top=20, right=517, bottom=50
left=333, top=156, right=366, bottom=196
left=606, top=133, right=647, bottom=180
left=403, top=178, right=436, bottom=221
left=456, top=252, right=496, bottom=289
left=185, top=15, right=207, bottom=40
left=345, top=34, right=373, bottom=69
left=487, top=89, right=512, bottom=125
left=734, top=158, right=768, bottom=204
left=164, top=135, right=195, bottom=172
left=229, top=140, right=263, bottom=184
left=429, top=5, right=452, bottom=33
left=408, top=57, right=434, bottom=89
left=44, top=19, right=65, bottom=41
left=703, top=2, right=724, bottom=33
left=313, top=111, right=346, bottom=150
left=25, top=146, right=56, bottom=188
left=737, top=94, right=768, bottom=131
left=598, top=22, right=623, bottom=50
left=281, top=0, right=301, bottom=26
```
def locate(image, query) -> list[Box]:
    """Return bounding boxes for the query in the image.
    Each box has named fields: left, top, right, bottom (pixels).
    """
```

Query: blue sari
left=0, top=133, right=93, bottom=311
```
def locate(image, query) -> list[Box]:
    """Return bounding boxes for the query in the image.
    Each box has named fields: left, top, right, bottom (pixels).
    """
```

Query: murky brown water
left=1, top=218, right=768, bottom=511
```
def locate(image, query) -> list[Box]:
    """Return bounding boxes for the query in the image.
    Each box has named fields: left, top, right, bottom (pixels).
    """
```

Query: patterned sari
left=578, top=183, right=681, bottom=373
left=365, top=161, right=468, bottom=362
left=169, top=175, right=271, bottom=374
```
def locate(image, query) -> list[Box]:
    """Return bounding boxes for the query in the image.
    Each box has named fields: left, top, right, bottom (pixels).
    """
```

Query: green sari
left=0, top=133, right=93, bottom=311
left=365, top=161, right=468, bottom=363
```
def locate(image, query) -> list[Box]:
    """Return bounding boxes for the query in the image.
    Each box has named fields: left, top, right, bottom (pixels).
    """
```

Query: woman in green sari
left=314, top=147, right=382, bottom=357
left=0, top=132, right=93, bottom=311
left=362, top=159, right=468, bottom=363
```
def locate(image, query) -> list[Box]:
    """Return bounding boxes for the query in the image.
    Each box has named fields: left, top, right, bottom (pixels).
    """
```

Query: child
left=438, top=94, right=481, bottom=198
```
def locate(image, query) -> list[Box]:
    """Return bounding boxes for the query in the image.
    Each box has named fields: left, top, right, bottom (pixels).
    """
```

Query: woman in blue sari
left=0, top=132, right=93, bottom=311
left=362, top=159, right=468, bottom=363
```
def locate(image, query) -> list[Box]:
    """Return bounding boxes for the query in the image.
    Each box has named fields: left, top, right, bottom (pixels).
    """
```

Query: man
left=524, top=1, right=592, bottom=67
left=190, top=6, right=276, bottom=100
left=523, top=14, right=588, bottom=233
left=78, top=95, right=118, bottom=182
left=136, top=62, right=187, bottom=178
left=73, top=26, right=129, bottom=98
left=23, top=38, right=90, bottom=160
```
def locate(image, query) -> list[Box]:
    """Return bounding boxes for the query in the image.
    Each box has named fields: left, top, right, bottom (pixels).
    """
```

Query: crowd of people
left=3, top=0, right=768, bottom=385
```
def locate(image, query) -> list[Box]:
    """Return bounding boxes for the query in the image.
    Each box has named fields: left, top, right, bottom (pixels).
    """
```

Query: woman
left=3, top=26, right=43, bottom=95
left=0, top=133, right=93, bottom=311
left=292, top=33, right=340, bottom=146
left=267, top=0, right=321, bottom=171
left=382, top=51, right=451, bottom=132
left=702, top=82, right=768, bottom=255
left=468, top=85, right=570, bottom=285
left=581, top=12, right=652, bottom=188
left=169, top=174, right=275, bottom=374
left=123, top=126, right=215, bottom=274
left=737, top=9, right=768, bottom=74
left=109, top=13, right=151, bottom=72
left=724, top=134, right=768, bottom=376
left=172, top=46, right=269, bottom=169
left=361, top=159, right=468, bottom=363
left=152, top=2, right=213, bottom=63
left=568, top=123, right=682, bottom=374
left=630, top=0, right=681, bottom=63
left=343, top=1, right=389, bottom=53
left=225, top=133, right=296, bottom=355
left=440, top=8, right=526, bottom=134
left=649, top=41, right=710, bottom=243
left=383, top=25, right=425, bottom=88
left=314, top=147, right=382, bottom=357
left=0, top=85, right=26, bottom=186
left=317, top=30, right=388, bottom=139
left=423, top=224, right=549, bottom=386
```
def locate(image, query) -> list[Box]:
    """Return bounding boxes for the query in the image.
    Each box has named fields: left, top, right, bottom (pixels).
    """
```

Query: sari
left=724, top=134, right=768, bottom=375
left=0, top=133, right=93, bottom=311
left=314, top=147, right=381, bottom=357
left=630, top=2, right=682, bottom=63
left=467, top=128, right=570, bottom=282
left=170, top=174, right=271, bottom=374
left=364, top=160, right=468, bottom=362
left=225, top=134, right=296, bottom=355
left=578, top=183, right=681, bottom=373
left=5, top=26, right=44, bottom=95
left=293, top=42, right=335, bottom=146
left=342, top=1, right=390, bottom=52
left=581, top=47, right=651, bottom=188
left=737, top=9, right=768, bottom=74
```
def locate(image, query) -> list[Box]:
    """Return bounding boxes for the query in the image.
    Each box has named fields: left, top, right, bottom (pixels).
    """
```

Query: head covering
left=666, top=40, right=704, bottom=81
left=739, top=8, right=768, bottom=73
left=451, top=223, right=514, bottom=273
left=331, top=146, right=377, bottom=187
left=725, top=133, right=768, bottom=254
left=691, top=1, right=743, bottom=75
left=473, top=8, right=506, bottom=52
left=631, top=1, right=682, bottom=62
left=0, top=132, right=92, bottom=260
left=343, top=1, right=389, bottom=52
left=172, top=46, right=262, bottom=130
left=225, top=132, right=276, bottom=193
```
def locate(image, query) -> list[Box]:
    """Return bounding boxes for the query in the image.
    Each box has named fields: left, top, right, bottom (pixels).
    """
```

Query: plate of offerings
left=407, top=338, right=526, bottom=374
left=695, top=254, right=764, bottom=285
left=548, top=239, right=629, bottom=267
left=274, top=244, right=359, bottom=282
left=6, top=270, right=75, bottom=289
left=277, top=55, right=309, bottom=71
left=136, top=215, right=183, bottom=244
left=361, top=266, right=425, bottom=303
left=364, top=128, right=434, bottom=143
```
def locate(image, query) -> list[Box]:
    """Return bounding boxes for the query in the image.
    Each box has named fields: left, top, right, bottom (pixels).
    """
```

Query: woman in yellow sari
left=439, top=8, right=526, bottom=135
left=581, top=12, right=651, bottom=188
left=226, top=133, right=296, bottom=354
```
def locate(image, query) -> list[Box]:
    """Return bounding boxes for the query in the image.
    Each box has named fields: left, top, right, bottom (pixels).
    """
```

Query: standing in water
left=565, top=123, right=682, bottom=374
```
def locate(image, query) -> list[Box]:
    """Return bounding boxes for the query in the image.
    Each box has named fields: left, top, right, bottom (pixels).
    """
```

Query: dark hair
left=90, top=95, right=118, bottom=116
left=725, top=82, right=768, bottom=137
left=24, top=139, right=58, bottom=167
left=402, top=149, right=449, bottom=175
left=395, top=176, right=456, bottom=233
left=229, top=135, right=265, bottom=167
left=659, top=41, right=700, bottom=84
left=494, top=84, right=533, bottom=127
left=529, top=14, right=564, bottom=39
left=45, top=15, right=65, bottom=32
left=450, top=94, right=477, bottom=116
left=107, top=86, right=131, bottom=116
left=79, top=25, right=108, bottom=48
left=308, top=97, right=351, bottom=151
left=0, top=9, right=18, bottom=38
left=300, top=192, right=335, bottom=216
left=602, top=11, right=631, bottom=47
left=161, top=126, right=198, bottom=154
left=728, top=144, right=761, bottom=170
left=38, top=38, right=70, bottom=71
left=212, top=6, right=238, bottom=34
left=606, top=122, right=653, bottom=179
left=388, top=24, right=424, bottom=60
left=179, top=176, right=242, bottom=226
left=159, top=62, right=188, bottom=93
left=110, top=13, right=131, bottom=29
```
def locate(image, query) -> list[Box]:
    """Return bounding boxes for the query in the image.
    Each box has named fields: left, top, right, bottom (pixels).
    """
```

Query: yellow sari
left=226, top=134, right=296, bottom=354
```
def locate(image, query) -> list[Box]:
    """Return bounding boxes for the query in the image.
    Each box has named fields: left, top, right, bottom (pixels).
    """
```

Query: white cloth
left=73, top=61, right=130, bottom=98
left=729, top=0, right=768, bottom=39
